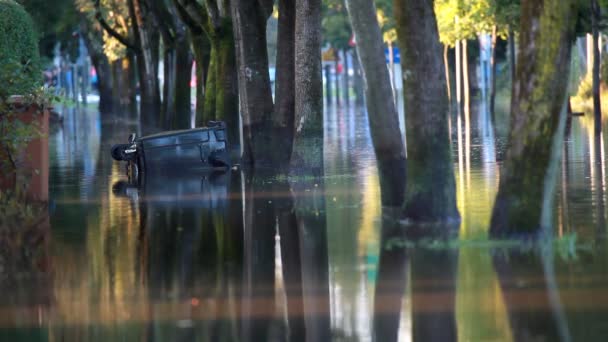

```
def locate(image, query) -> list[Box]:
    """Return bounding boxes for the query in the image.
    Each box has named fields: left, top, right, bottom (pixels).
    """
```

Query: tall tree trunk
left=215, top=20, right=239, bottom=154
left=80, top=20, right=113, bottom=113
left=172, top=33, right=193, bottom=129
left=291, top=0, right=324, bottom=174
left=324, top=64, right=332, bottom=104
left=342, top=49, right=349, bottom=105
left=444, top=44, right=452, bottom=106
left=274, top=0, right=296, bottom=170
left=456, top=35, right=462, bottom=114
left=395, top=0, right=459, bottom=222
left=352, top=49, right=365, bottom=105
left=231, top=0, right=274, bottom=167
left=191, top=34, right=210, bottom=125
left=508, top=26, right=516, bottom=91
left=490, top=25, right=498, bottom=115
left=490, top=0, right=577, bottom=236
left=592, top=0, right=602, bottom=137
left=202, top=44, right=218, bottom=124
left=345, top=0, right=406, bottom=207
left=130, top=0, right=161, bottom=126
left=334, top=54, right=341, bottom=106
left=462, top=39, right=470, bottom=116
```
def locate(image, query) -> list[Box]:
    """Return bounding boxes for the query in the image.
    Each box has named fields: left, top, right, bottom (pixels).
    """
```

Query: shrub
left=0, top=0, right=40, bottom=98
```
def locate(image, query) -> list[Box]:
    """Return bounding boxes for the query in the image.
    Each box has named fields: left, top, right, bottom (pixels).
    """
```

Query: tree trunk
left=342, top=49, right=349, bottom=105
left=291, top=0, right=324, bottom=175
left=395, top=0, right=459, bottom=222
left=463, top=39, right=470, bottom=116
left=274, top=0, right=296, bottom=170
left=215, top=20, right=239, bottom=154
left=192, top=34, right=210, bottom=125
left=508, top=26, right=516, bottom=91
left=231, top=0, right=274, bottom=167
left=456, top=35, right=462, bottom=114
left=130, top=0, right=161, bottom=126
left=345, top=0, right=406, bottom=207
left=324, top=64, right=332, bottom=104
left=352, top=49, right=365, bottom=105
left=80, top=20, right=113, bottom=113
left=490, top=0, right=577, bottom=236
left=592, top=0, right=602, bottom=137
left=444, top=44, right=452, bottom=105
left=334, top=54, right=340, bottom=106
left=490, top=25, right=498, bottom=115
left=172, top=32, right=193, bottom=129
left=202, top=44, right=218, bottom=124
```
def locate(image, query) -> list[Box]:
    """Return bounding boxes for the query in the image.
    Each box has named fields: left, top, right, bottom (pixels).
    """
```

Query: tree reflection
left=493, top=248, right=570, bottom=342
left=373, top=218, right=459, bottom=342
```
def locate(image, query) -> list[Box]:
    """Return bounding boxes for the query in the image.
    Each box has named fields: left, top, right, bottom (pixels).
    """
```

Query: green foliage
left=322, top=0, right=351, bottom=50
left=0, top=0, right=41, bottom=96
left=435, top=0, right=520, bottom=46
left=75, top=0, right=129, bottom=62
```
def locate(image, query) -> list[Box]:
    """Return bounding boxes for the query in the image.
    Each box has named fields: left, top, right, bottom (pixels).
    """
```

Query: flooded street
left=3, top=99, right=608, bottom=341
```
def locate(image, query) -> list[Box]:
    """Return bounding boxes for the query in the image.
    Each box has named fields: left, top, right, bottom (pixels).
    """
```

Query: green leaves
left=0, top=0, right=40, bottom=97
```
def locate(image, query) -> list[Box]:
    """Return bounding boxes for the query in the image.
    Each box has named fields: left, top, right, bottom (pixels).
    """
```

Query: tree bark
left=334, top=53, right=341, bottom=106
left=592, top=0, right=602, bottom=137
left=444, top=44, right=451, bottom=105
left=490, top=0, right=577, bottom=236
left=345, top=0, right=406, bottom=207
left=130, top=0, right=161, bottom=126
left=291, top=0, right=323, bottom=175
left=462, top=39, right=470, bottom=116
left=508, top=26, right=516, bottom=92
left=274, top=0, right=296, bottom=170
left=191, top=34, right=211, bottom=123
left=342, top=49, right=349, bottom=105
left=395, top=0, right=459, bottom=222
left=79, top=20, right=113, bottom=113
left=231, top=0, right=275, bottom=167
left=456, top=35, right=462, bottom=114
left=490, top=25, right=498, bottom=115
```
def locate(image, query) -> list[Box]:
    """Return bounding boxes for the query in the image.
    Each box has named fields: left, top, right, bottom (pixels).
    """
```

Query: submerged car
left=111, top=121, right=230, bottom=175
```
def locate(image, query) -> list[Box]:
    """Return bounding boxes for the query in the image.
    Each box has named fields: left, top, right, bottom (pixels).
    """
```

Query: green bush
left=0, top=0, right=40, bottom=98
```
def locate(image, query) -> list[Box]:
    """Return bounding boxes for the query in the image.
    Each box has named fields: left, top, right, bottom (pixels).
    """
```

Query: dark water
left=2, top=97, right=608, bottom=341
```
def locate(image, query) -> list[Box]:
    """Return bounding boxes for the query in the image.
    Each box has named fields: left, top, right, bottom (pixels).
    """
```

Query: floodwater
left=2, top=95, right=608, bottom=341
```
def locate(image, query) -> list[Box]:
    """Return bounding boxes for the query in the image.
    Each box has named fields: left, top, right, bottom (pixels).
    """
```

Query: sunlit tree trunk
left=345, top=0, right=406, bottom=207
left=490, top=25, right=498, bottom=115
left=456, top=35, right=462, bottom=114
left=395, top=0, right=459, bottom=222
left=490, top=0, right=577, bottom=236
left=232, top=0, right=274, bottom=167
left=462, top=39, right=470, bottom=116
left=444, top=44, right=452, bottom=105
left=592, top=0, right=602, bottom=136
left=291, top=0, right=323, bottom=175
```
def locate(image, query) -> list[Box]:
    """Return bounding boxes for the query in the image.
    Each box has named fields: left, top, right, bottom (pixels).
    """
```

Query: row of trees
left=16, top=0, right=607, bottom=234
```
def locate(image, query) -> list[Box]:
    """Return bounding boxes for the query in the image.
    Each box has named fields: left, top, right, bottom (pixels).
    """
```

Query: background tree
left=396, top=0, right=459, bottom=222
left=490, top=0, right=578, bottom=236
left=291, top=0, right=324, bottom=175
left=231, top=0, right=275, bottom=167
left=176, top=0, right=239, bottom=150
left=344, top=0, right=406, bottom=207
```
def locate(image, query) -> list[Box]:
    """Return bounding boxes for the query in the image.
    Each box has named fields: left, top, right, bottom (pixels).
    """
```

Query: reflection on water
left=2, top=96, right=608, bottom=341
